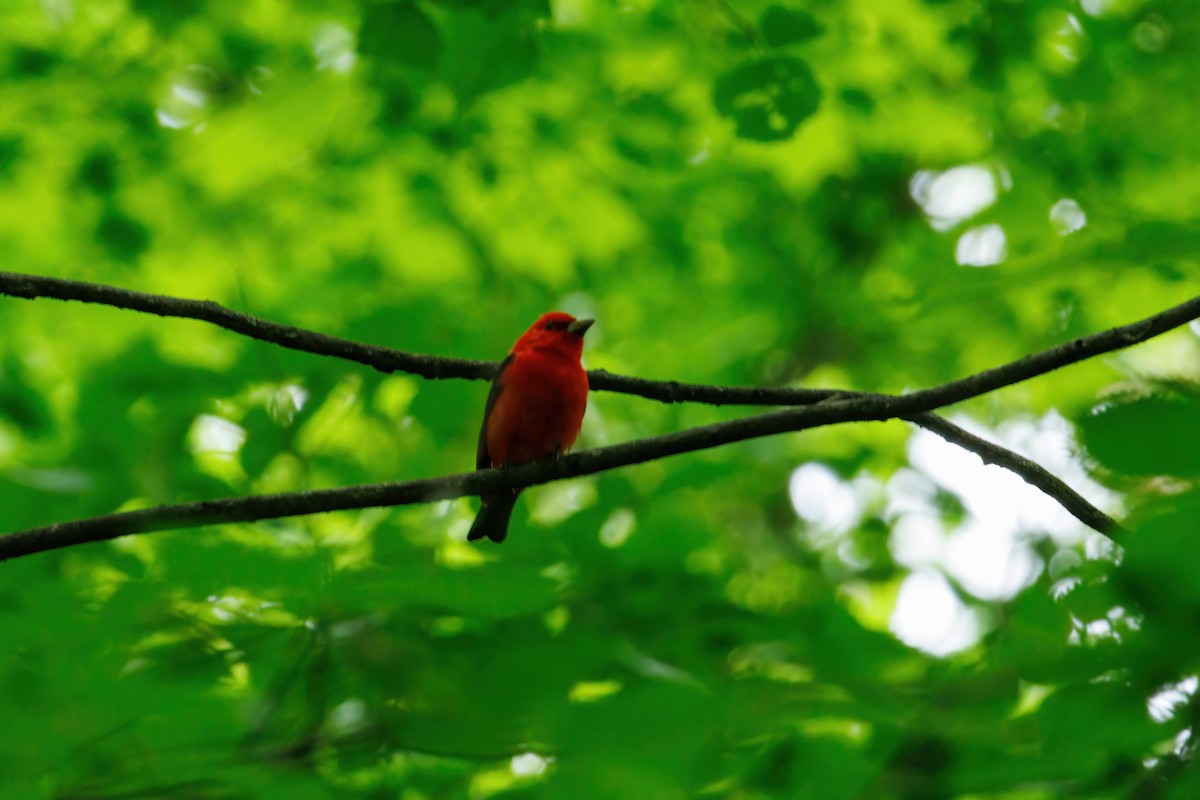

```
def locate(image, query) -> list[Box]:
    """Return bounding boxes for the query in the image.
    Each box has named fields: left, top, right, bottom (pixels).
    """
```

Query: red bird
left=467, top=312, right=594, bottom=543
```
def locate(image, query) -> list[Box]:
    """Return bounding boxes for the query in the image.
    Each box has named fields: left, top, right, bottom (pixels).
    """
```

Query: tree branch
left=0, top=271, right=868, bottom=403
left=6, top=270, right=1188, bottom=407
left=0, top=271, right=497, bottom=382
left=5, top=287, right=1198, bottom=560
left=910, top=413, right=1118, bottom=535
left=0, top=393, right=983, bottom=560
left=0, top=274, right=1129, bottom=537
left=1, top=273, right=1193, bottom=553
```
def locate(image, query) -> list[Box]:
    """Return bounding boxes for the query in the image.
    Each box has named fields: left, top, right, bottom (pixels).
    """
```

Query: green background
left=1, top=0, right=1199, bottom=797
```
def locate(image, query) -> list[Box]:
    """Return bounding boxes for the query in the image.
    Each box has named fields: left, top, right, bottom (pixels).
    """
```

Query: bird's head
left=512, top=311, right=594, bottom=359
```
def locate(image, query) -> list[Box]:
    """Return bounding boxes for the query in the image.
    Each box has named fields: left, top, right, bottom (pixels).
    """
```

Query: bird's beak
left=567, top=318, right=595, bottom=336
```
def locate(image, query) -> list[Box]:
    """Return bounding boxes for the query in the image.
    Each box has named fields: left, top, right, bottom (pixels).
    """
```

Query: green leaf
left=129, top=0, right=203, bottom=32
left=760, top=6, right=823, bottom=47
left=75, top=148, right=118, bottom=194
left=713, top=56, right=821, bottom=141
left=360, top=1, right=443, bottom=72
left=96, top=206, right=150, bottom=262
left=1078, top=389, right=1200, bottom=477
left=0, top=137, right=23, bottom=180
left=439, top=3, right=542, bottom=102
left=1117, top=493, right=1200, bottom=617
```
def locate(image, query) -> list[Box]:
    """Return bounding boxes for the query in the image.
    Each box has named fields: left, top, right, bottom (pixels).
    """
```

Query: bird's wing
left=476, top=354, right=514, bottom=470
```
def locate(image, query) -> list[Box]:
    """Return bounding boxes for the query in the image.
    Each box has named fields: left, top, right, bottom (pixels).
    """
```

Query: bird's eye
left=544, top=321, right=562, bottom=331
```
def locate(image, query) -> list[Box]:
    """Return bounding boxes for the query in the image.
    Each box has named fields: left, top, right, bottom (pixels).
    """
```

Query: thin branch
left=7, top=271, right=1190, bottom=409
left=1, top=274, right=1192, bottom=550
left=0, top=393, right=918, bottom=560
left=0, top=271, right=497, bottom=382
left=6, top=287, right=1198, bottom=560
left=0, top=270, right=831, bottom=400
left=911, top=413, right=1119, bottom=535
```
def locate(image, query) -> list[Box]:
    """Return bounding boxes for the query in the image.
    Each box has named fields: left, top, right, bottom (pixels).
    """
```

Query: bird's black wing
left=476, top=354, right=513, bottom=470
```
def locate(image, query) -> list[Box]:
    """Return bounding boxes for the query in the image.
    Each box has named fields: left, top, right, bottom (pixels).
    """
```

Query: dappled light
left=1150, top=677, right=1199, bottom=724
left=910, top=165, right=1001, bottom=231
left=787, top=411, right=1119, bottom=653
left=788, top=462, right=860, bottom=534
left=598, top=506, right=636, bottom=548
left=890, top=570, right=983, bottom=656
left=156, top=66, right=214, bottom=130
left=907, top=413, right=1116, bottom=544
left=1050, top=198, right=1088, bottom=235
left=190, top=414, right=246, bottom=455
left=955, top=223, right=1008, bottom=267
left=511, top=751, right=551, bottom=778
left=313, top=23, right=357, bottom=74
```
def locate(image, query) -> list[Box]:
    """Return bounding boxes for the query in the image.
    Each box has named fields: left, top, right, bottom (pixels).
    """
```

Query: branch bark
left=911, top=413, right=1117, bottom=535
left=1, top=272, right=1193, bottom=558
left=0, top=271, right=496, bottom=382
left=0, top=392, right=1014, bottom=559
left=4, top=270, right=1187, bottom=407
left=0, top=273, right=1143, bottom=532
left=3, top=286, right=1197, bottom=560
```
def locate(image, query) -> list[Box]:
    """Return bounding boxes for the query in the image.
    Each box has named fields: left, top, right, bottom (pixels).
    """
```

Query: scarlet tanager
left=467, top=312, right=594, bottom=543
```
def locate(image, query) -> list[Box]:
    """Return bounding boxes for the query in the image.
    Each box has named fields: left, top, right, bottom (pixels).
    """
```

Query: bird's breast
left=486, top=351, right=588, bottom=465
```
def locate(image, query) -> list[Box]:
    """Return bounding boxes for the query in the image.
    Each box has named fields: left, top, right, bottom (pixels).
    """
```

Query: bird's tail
left=466, top=492, right=518, bottom=543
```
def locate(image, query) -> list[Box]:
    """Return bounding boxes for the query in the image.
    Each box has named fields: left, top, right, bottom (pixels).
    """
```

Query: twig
left=2, top=274, right=1191, bottom=550
left=0, top=271, right=836, bottom=402
left=4, top=271, right=1184, bottom=410
left=4, top=287, right=1197, bottom=560
left=0, top=394, right=922, bottom=559
left=0, top=271, right=495, bottom=382
left=911, top=413, right=1119, bottom=535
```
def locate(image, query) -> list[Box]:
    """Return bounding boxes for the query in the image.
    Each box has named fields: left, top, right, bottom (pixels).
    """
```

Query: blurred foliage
left=0, top=0, right=1198, bottom=797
